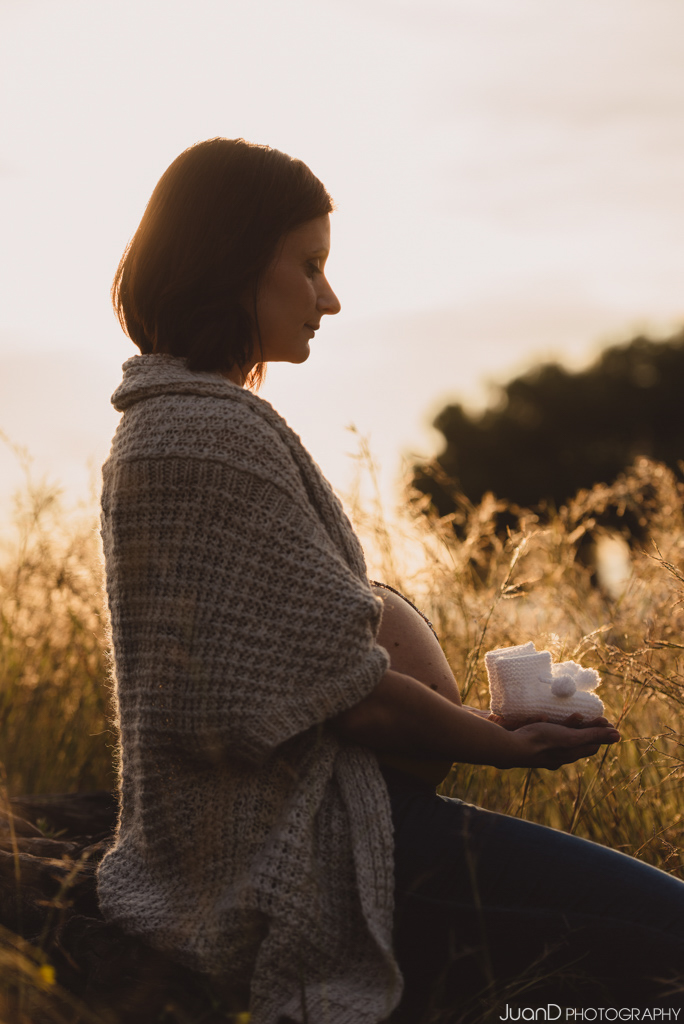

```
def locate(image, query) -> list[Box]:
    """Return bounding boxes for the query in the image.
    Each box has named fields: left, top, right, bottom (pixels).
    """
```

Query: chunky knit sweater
left=97, top=355, right=402, bottom=1024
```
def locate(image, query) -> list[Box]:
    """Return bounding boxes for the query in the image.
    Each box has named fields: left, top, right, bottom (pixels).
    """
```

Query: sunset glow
left=1, top=0, right=683, bottom=516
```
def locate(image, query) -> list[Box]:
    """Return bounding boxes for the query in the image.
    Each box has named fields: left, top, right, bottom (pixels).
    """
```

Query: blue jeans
left=381, top=765, right=684, bottom=1022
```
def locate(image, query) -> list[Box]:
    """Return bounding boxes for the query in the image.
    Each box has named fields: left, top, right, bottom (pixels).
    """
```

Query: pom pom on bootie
left=485, top=644, right=603, bottom=724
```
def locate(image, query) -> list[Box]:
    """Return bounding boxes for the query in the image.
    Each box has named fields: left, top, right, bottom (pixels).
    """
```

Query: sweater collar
left=111, top=354, right=244, bottom=413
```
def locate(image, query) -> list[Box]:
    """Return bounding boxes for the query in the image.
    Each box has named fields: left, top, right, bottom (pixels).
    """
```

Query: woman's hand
left=489, top=711, right=616, bottom=731
left=493, top=719, right=620, bottom=771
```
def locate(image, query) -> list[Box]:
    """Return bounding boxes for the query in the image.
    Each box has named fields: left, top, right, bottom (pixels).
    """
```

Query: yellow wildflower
left=38, top=963, right=56, bottom=986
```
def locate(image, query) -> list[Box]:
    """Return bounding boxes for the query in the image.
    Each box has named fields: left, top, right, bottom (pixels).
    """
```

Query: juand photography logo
left=498, top=1006, right=682, bottom=1021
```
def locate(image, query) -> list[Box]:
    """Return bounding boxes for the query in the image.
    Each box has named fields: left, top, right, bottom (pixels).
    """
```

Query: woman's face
left=237, top=214, right=340, bottom=380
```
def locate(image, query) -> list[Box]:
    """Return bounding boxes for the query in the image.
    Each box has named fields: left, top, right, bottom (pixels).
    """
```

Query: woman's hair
left=112, top=138, right=334, bottom=388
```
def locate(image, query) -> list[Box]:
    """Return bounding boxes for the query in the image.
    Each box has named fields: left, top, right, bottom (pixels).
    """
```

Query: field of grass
left=0, top=479, right=115, bottom=799
left=0, top=455, right=683, bottom=1020
left=356, top=455, right=684, bottom=877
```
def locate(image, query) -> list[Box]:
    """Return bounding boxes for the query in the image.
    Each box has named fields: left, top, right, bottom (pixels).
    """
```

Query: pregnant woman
left=98, top=137, right=684, bottom=1024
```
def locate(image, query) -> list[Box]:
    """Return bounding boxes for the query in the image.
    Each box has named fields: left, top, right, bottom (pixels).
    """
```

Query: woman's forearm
left=331, top=669, right=514, bottom=765
left=330, top=668, right=620, bottom=770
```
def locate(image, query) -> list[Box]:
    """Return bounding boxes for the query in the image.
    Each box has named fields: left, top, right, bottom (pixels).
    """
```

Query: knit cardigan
left=97, top=355, right=402, bottom=1024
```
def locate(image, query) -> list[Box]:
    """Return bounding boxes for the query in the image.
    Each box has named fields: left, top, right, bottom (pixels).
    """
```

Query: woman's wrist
left=489, top=728, right=528, bottom=769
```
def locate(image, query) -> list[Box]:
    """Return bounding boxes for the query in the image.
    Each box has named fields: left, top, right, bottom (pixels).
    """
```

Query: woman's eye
left=306, top=260, right=321, bottom=277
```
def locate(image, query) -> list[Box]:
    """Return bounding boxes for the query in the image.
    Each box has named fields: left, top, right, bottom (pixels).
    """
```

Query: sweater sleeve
left=102, top=453, right=389, bottom=767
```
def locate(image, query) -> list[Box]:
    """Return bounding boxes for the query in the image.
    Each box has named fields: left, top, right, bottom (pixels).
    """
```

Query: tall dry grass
left=350, top=449, right=684, bottom=878
left=0, top=451, right=682, bottom=1020
left=0, top=476, right=114, bottom=798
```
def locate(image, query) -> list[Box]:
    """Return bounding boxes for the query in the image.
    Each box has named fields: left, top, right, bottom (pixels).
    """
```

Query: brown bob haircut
left=112, top=137, right=334, bottom=387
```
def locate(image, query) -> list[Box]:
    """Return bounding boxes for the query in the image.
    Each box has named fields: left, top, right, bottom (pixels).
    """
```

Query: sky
left=1, top=0, right=684, bottom=523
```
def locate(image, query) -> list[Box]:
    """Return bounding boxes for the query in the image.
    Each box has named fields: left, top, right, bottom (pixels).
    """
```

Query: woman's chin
left=287, top=344, right=311, bottom=365
left=264, top=341, right=311, bottom=367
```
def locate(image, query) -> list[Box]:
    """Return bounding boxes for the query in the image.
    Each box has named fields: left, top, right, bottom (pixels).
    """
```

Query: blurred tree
left=412, top=329, right=684, bottom=521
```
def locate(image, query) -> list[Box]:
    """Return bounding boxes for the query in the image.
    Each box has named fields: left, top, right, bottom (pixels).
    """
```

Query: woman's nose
left=318, top=277, right=341, bottom=316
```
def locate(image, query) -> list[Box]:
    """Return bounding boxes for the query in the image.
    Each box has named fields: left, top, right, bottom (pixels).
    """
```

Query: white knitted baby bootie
left=485, top=644, right=604, bottom=724
left=485, top=643, right=536, bottom=712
